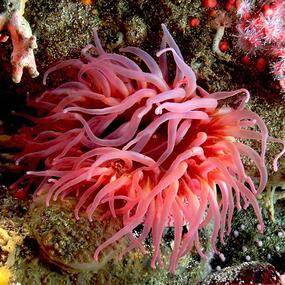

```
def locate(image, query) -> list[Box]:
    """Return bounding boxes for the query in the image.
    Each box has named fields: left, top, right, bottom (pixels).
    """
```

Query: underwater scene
left=0, top=0, right=285, bottom=284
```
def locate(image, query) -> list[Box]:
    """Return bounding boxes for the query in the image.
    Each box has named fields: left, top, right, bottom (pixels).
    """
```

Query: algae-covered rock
left=210, top=203, right=285, bottom=276
left=200, top=262, right=283, bottom=285
left=11, top=197, right=209, bottom=285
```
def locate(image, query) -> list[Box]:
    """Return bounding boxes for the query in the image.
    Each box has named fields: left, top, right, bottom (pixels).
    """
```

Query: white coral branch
left=0, top=1, right=39, bottom=83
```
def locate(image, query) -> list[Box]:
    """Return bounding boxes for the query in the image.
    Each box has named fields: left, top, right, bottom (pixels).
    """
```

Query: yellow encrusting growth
left=0, top=267, right=12, bottom=285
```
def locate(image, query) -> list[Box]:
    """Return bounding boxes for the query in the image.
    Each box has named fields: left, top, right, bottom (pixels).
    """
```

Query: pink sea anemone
left=12, top=24, right=285, bottom=273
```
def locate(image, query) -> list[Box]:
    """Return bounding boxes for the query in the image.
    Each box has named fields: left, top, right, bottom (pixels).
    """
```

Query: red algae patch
left=11, top=24, right=285, bottom=273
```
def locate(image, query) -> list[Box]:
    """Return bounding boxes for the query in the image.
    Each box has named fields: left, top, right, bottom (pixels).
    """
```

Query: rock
left=200, top=262, right=283, bottom=285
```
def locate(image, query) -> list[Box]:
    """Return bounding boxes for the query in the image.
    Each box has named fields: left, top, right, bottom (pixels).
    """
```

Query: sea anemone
left=11, top=24, right=285, bottom=273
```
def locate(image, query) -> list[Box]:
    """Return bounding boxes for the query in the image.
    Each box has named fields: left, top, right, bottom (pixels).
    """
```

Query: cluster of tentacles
left=11, top=24, right=285, bottom=272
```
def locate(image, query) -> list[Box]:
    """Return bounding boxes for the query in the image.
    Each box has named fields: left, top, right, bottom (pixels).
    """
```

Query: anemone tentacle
left=12, top=24, right=285, bottom=273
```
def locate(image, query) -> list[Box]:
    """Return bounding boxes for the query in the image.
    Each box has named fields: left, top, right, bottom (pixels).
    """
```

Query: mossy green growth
left=11, top=197, right=209, bottom=285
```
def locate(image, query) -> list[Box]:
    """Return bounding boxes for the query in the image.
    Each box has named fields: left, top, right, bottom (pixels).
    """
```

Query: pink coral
left=12, top=25, right=285, bottom=272
left=235, top=0, right=285, bottom=91
left=0, top=0, right=38, bottom=83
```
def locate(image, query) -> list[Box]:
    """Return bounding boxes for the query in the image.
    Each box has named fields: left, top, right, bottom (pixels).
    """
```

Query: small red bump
left=262, top=4, right=274, bottom=17
left=225, top=2, right=233, bottom=11
left=255, top=57, right=267, bottom=72
left=202, top=0, right=217, bottom=8
left=235, top=0, right=242, bottom=9
left=13, top=189, right=28, bottom=200
left=189, top=17, right=200, bottom=28
left=242, top=12, right=251, bottom=20
left=219, top=40, right=229, bottom=52
left=241, top=55, right=251, bottom=65
left=208, top=9, right=217, bottom=17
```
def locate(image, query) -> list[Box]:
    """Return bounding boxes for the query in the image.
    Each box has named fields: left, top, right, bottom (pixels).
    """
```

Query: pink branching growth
left=271, top=47, right=285, bottom=91
left=0, top=0, right=39, bottom=83
left=235, top=0, right=285, bottom=91
left=11, top=25, right=285, bottom=273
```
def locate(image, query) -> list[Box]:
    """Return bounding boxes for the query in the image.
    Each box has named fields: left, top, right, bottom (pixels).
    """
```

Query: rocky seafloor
left=0, top=0, right=285, bottom=284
